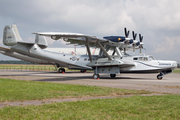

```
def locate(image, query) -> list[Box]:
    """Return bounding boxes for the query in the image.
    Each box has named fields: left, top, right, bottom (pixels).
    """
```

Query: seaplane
left=2, top=24, right=177, bottom=80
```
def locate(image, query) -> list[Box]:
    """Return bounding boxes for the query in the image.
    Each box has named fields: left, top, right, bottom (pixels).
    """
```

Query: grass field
left=0, top=64, right=91, bottom=72
left=0, top=64, right=56, bottom=71
left=0, top=78, right=150, bottom=102
left=173, top=68, right=180, bottom=73
left=0, top=77, right=180, bottom=119
left=0, top=95, right=180, bottom=119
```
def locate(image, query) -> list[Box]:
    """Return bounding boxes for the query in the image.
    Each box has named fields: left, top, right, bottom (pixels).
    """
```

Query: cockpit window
left=134, top=57, right=149, bottom=61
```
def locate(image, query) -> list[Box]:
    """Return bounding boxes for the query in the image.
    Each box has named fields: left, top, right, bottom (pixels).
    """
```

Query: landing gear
left=157, top=74, right=163, bottom=80
left=157, top=72, right=164, bottom=80
left=58, top=68, right=65, bottom=73
left=80, top=70, right=86, bottom=73
left=110, top=74, right=116, bottom=78
left=93, top=74, right=100, bottom=79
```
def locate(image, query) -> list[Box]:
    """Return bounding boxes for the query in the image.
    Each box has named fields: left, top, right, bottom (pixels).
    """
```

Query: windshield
left=149, top=56, right=154, bottom=60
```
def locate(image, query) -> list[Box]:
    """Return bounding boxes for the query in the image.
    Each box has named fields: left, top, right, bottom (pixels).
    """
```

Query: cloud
left=0, top=0, right=180, bottom=60
left=0, top=38, right=3, bottom=46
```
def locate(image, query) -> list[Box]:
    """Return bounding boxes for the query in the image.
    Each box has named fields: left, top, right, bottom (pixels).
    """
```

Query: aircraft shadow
left=0, top=71, right=156, bottom=81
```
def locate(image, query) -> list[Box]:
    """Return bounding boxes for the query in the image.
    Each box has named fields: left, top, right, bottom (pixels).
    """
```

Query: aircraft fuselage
left=11, top=43, right=177, bottom=74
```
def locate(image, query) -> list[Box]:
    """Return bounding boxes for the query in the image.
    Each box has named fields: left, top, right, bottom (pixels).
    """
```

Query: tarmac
left=0, top=71, right=180, bottom=94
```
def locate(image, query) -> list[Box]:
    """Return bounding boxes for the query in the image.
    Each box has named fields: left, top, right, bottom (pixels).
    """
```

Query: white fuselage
left=11, top=43, right=177, bottom=73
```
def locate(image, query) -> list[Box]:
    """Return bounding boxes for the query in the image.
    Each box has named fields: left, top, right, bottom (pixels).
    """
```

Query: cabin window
left=84, top=58, right=87, bottom=61
left=133, top=58, right=138, bottom=60
left=144, top=57, right=148, bottom=61
left=139, top=57, right=143, bottom=61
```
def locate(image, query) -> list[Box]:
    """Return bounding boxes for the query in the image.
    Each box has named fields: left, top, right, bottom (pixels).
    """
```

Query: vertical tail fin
left=3, top=24, right=23, bottom=46
left=35, top=34, right=48, bottom=49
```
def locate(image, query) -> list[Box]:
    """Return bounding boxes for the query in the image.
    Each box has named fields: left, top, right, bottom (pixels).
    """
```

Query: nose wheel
left=157, top=74, right=163, bottom=80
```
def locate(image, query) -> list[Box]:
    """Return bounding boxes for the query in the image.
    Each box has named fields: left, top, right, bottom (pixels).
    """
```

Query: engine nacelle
left=103, top=36, right=126, bottom=42
left=51, top=36, right=61, bottom=40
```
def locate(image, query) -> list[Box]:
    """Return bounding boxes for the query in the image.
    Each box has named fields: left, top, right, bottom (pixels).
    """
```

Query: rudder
left=3, top=24, right=23, bottom=46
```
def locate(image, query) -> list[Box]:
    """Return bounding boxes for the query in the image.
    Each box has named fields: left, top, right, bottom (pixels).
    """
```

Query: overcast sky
left=0, top=0, right=180, bottom=61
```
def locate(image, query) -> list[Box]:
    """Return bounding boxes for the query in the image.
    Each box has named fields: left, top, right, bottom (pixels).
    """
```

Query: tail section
left=3, top=24, right=48, bottom=49
left=35, top=34, right=48, bottom=49
left=3, top=24, right=23, bottom=46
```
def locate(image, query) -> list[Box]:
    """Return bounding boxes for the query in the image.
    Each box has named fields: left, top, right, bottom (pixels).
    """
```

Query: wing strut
left=85, top=37, right=92, bottom=62
left=115, top=47, right=122, bottom=58
left=97, top=41, right=112, bottom=61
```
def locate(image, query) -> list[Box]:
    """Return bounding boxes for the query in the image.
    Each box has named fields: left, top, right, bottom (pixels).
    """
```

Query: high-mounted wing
left=33, top=32, right=124, bottom=47
left=34, top=32, right=115, bottom=61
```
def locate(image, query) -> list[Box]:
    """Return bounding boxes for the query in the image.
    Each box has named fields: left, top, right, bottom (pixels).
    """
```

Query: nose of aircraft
left=158, top=60, right=177, bottom=70
left=171, top=61, right=178, bottom=68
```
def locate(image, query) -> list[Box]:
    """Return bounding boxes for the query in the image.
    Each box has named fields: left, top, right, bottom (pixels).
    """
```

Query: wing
left=33, top=32, right=123, bottom=48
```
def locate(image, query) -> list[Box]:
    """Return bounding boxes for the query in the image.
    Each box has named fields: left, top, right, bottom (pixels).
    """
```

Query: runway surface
left=0, top=71, right=180, bottom=94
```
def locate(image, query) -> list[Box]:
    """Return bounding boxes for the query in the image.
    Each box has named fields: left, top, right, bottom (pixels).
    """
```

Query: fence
left=0, top=66, right=57, bottom=72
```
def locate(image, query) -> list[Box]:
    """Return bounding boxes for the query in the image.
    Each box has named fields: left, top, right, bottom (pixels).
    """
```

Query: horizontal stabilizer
left=17, top=41, right=47, bottom=49
left=0, top=46, right=12, bottom=52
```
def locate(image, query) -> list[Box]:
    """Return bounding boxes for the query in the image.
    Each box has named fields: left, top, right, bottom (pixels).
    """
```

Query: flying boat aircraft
left=3, top=24, right=177, bottom=80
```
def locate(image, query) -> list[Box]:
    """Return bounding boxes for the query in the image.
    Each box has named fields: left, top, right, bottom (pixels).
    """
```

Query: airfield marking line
left=0, top=93, right=164, bottom=108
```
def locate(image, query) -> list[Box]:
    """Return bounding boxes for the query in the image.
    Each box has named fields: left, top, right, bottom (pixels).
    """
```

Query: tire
left=93, top=74, right=99, bottom=79
left=80, top=70, right=86, bottom=73
left=110, top=74, right=116, bottom=78
left=58, top=68, right=64, bottom=73
left=157, top=74, right=163, bottom=80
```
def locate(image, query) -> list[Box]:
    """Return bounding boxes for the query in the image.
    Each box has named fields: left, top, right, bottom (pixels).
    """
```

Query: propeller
left=132, top=31, right=137, bottom=53
left=139, top=34, right=143, bottom=54
left=139, top=34, right=143, bottom=42
left=132, top=31, right=137, bottom=40
left=124, top=28, right=130, bottom=54
left=124, top=28, right=129, bottom=38
left=124, top=28, right=144, bottom=54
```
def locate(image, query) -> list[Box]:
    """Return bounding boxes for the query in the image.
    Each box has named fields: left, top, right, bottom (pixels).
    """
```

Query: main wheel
left=110, top=74, right=116, bottom=78
left=157, top=74, right=163, bottom=80
left=80, top=70, right=86, bottom=73
left=58, top=68, right=63, bottom=73
left=58, top=68, right=65, bottom=73
left=93, top=74, right=99, bottom=79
